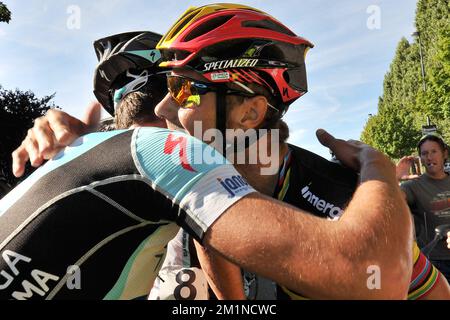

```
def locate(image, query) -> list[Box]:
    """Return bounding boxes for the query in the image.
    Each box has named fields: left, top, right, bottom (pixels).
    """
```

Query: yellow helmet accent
left=304, top=46, right=311, bottom=60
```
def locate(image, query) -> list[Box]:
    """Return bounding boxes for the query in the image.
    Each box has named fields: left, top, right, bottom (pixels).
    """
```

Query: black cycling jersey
left=0, top=128, right=254, bottom=300
left=272, top=144, right=437, bottom=300
left=241, top=144, right=358, bottom=300
left=275, top=144, right=358, bottom=218
left=273, top=144, right=358, bottom=299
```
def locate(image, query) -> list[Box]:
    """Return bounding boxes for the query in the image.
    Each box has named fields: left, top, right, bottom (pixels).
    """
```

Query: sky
left=0, top=0, right=419, bottom=158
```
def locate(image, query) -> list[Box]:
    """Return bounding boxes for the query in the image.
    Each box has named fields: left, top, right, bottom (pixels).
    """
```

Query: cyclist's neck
left=234, top=143, right=289, bottom=196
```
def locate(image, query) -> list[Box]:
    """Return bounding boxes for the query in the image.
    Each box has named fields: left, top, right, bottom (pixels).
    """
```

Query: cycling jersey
left=150, top=227, right=274, bottom=300
left=273, top=144, right=440, bottom=300
left=241, top=144, right=358, bottom=300
left=147, top=142, right=440, bottom=301
left=0, top=128, right=255, bottom=300
left=408, top=241, right=441, bottom=300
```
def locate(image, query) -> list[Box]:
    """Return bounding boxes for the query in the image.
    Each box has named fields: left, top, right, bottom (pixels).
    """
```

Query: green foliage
left=361, top=0, right=450, bottom=158
left=0, top=1, right=11, bottom=23
left=0, top=86, right=59, bottom=186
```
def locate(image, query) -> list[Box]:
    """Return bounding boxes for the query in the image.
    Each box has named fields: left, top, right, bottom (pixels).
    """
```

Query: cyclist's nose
left=155, top=93, right=179, bottom=123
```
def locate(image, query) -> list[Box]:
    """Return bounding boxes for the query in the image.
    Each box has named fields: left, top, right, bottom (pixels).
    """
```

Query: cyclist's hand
left=12, top=101, right=102, bottom=177
left=396, top=156, right=420, bottom=181
left=316, top=129, right=390, bottom=172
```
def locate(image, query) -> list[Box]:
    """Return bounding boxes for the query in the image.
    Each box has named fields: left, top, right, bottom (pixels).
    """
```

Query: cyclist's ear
left=231, top=96, right=268, bottom=130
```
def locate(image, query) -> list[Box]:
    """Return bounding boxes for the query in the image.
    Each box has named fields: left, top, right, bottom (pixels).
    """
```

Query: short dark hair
left=114, top=76, right=167, bottom=129
left=418, top=134, right=448, bottom=154
left=98, top=117, right=116, bottom=132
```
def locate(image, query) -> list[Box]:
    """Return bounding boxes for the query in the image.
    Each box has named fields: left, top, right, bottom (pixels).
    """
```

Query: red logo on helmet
left=164, top=134, right=196, bottom=172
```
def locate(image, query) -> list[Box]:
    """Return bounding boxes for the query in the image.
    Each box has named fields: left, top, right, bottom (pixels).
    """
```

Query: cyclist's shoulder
left=133, top=127, right=198, bottom=142
left=132, top=127, right=213, bottom=154
left=133, top=127, right=227, bottom=168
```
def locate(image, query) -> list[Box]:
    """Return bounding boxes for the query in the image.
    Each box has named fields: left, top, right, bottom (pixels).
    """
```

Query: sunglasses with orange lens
left=167, top=74, right=256, bottom=108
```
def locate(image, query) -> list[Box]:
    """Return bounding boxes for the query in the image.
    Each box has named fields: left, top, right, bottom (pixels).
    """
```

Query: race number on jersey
left=149, top=266, right=209, bottom=300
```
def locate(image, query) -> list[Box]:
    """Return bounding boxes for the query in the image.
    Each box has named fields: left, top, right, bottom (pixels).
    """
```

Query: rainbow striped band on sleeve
left=408, top=242, right=440, bottom=300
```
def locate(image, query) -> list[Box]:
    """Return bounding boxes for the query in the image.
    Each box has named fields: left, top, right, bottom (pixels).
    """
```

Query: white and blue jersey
left=0, top=127, right=255, bottom=300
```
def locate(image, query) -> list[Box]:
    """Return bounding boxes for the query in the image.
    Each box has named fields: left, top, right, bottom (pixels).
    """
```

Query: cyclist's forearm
left=205, top=194, right=333, bottom=297
left=204, top=166, right=412, bottom=299
left=322, top=153, right=412, bottom=298
left=194, top=241, right=246, bottom=300
left=206, top=194, right=375, bottom=299
left=338, top=180, right=413, bottom=298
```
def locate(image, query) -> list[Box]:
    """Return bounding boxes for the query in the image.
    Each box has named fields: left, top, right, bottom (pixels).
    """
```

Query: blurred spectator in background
left=397, top=133, right=450, bottom=282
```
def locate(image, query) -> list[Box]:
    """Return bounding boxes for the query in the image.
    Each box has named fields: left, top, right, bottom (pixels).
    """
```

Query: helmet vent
left=168, top=11, right=199, bottom=42
left=242, top=19, right=296, bottom=37
left=184, top=15, right=234, bottom=42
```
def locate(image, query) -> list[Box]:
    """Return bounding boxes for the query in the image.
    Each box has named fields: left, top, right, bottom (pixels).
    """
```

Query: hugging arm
left=203, top=130, right=413, bottom=299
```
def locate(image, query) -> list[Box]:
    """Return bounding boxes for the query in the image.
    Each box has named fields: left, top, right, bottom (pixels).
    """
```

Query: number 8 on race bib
left=150, top=267, right=209, bottom=300
left=174, top=269, right=198, bottom=300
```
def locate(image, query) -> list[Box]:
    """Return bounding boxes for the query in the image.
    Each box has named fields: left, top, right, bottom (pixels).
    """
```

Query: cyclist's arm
left=408, top=242, right=450, bottom=299
left=4, top=128, right=411, bottom=299
left=194, top=240, right=246, bottom=300
left=12, top=102, right=101, bottom=177
left=203, top=131, right=413, bottom=299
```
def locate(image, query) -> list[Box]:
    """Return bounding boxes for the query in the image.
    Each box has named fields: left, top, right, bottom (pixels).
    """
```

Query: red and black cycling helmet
left=93, top=31, right=165, bottom=115
left=157, top=3, right=314, bottom=111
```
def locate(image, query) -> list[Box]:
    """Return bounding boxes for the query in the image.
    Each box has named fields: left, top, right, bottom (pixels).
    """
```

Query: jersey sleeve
left=131, top=127, right=256, bottom=241
left=408, top=241, right=441, bottom=300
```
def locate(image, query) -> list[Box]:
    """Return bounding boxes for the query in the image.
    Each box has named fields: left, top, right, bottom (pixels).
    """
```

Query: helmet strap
left=216, top=87, right=228, bottom=156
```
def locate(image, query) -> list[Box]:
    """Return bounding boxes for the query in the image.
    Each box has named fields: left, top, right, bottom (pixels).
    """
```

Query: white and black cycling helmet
left=93, top=31, right=166, bottom=115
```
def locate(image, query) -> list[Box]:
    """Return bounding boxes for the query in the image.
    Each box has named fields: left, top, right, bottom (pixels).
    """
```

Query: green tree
left=361, top=0, right=450, bottom=158
left=0, top=1, right=11, bottom=23
left=0, top=86, right=59, bottom=186
left=417, top=28, right=450, bottom=141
